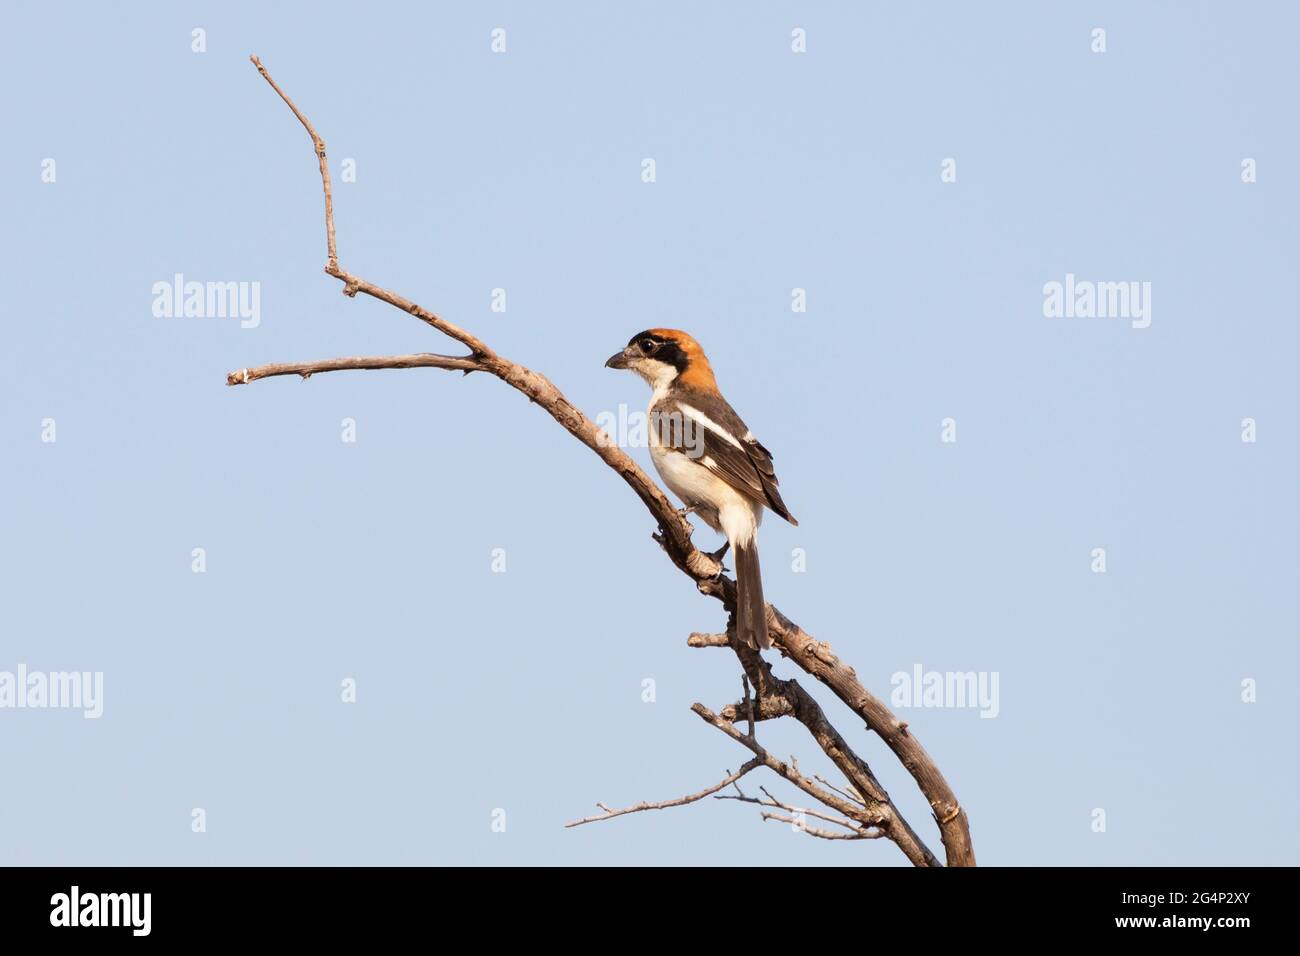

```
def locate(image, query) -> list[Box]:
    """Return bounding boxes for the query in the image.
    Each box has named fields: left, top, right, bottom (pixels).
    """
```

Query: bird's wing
left=655, top=396, right=798, bottom=526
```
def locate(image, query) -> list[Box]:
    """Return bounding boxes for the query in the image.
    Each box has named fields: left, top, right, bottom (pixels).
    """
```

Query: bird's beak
left=604, top=348, right=630, bottom=370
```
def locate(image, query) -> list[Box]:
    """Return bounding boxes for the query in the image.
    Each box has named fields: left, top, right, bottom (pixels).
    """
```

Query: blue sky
left=1, top=1, right=1296, bottom=865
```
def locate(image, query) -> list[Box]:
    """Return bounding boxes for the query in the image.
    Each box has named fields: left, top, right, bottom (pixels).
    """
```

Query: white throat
left=632, top=358, right=678, bottom=403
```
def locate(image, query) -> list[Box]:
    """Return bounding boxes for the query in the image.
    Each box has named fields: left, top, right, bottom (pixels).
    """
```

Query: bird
left=605, top=329, right=797, bottom=650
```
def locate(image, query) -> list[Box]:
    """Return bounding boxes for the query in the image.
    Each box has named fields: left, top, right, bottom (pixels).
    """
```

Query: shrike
left=606, top=329, right=797, bottom=650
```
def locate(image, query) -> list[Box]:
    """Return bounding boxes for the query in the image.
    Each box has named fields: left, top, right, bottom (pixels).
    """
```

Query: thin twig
left=814, top=774, right=867, bottom=808
left=325, top=265, right=495, bottom=358
left=758, top=812, right=885, bottom=841
left=690, top=704, right=876, bottom=826
left=248, top=55, right=492, bottom=357
left=565, top=758, right=762, bottom=827
left=249, top=55, right=337, bottom=267
left=227, top=353, right=484, bottom=386
left=716, top=790, right=867, bottom=834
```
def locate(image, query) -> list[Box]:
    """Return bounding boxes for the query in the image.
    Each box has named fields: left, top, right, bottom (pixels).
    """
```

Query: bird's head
left=605, top=328, right=718, bottom=393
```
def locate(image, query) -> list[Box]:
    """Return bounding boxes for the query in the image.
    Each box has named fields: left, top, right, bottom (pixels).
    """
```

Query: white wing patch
left=676, top=402, right=744, bottom=449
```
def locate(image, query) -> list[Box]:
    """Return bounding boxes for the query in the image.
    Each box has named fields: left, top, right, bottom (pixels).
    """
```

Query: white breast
left=649, top=422, right=760, bottom=546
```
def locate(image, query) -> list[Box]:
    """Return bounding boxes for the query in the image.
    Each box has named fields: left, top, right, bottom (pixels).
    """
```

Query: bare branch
left=686, top=632, right=730, bottom=648
left=761, top=604, right=975, bottom=866
left=741, top=674, right=755, bottom=740
left=249, top=55, right=337, bottom=268
left=237, top=56, right=973, bottom=867
left=716, top=787, right=871, bottom=836
left=758, top=812, right=885, bottom=841
left=565, top=758, right=762, bottom=828
left=691, top=706, right=879, bottom=829
left=814, top=774, right=867, bottom=808
left=227, top=353, right=484, bottom=386
left=717, top=640, right=940, bottom=865
left=247, top=55, right=493, bottom=358
left=325, top=266, right=495, bottom=358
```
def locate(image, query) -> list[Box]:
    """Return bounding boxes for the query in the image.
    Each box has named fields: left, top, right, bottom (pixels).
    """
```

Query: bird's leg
left=676, top=504, right=729, bottom=570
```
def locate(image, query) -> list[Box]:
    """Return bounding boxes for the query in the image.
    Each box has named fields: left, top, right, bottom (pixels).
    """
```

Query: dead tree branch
left=564, top=758, right=762, bottom=828
left=716, top=785, right=885, bottom=840
left=687, top=632, right=731, bottom=648
left=232, top=56, right=974, bottom=867
left=690, top=705, right=883, bottom=825
left=228, top=353, right=484, bottom=386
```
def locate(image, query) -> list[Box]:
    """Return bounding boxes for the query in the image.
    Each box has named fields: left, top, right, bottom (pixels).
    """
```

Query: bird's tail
left=734, top=539, right=769, bottom=650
